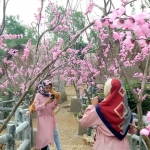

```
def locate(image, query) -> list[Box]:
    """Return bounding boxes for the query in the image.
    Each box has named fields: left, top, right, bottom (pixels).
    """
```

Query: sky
left=0, top=0, right=142, bottom=25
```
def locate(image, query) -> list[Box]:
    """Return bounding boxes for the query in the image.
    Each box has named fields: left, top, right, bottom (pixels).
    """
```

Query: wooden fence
left=0, top=96, right=32, bottom=150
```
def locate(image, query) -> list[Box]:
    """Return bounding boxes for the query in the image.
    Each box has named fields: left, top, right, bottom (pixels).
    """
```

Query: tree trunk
left=72, top=81, right=80, bottom=99
left=84, top=89, right=91, bottom=105
left=142, top=136, right=150, bottom=150
left=136, top=102, right=143, bottom=128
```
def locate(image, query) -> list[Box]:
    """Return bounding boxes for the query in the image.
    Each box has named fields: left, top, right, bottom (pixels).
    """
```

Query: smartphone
left=51, top=94, right=55, bottom=100
left=97, top=97, right=102, bottom=103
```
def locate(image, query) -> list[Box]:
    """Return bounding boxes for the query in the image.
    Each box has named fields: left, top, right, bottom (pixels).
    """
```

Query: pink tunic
left=81, top=105, right=136, bottom=150
left=34, top=93, right=57, bottom=149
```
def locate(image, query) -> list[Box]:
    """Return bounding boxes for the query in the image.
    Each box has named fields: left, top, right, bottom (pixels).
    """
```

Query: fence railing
left=0, top=108, right=31, bottom=150
left=129, top=134, right=148, bottom=150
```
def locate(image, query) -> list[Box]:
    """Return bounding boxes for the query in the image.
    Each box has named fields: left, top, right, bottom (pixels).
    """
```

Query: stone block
left=0, top=112, right=4, bottom=120
left=59, top=92, right=67, bottom=103
left=78, top=122, right=87, bottom=135
left=31, top=112, right=37, bottom=119
left=70, top=96, right=81, bottom=113
left=127, top=133, right=132, bottom=145
left=33, top=128, right=37, bottom=146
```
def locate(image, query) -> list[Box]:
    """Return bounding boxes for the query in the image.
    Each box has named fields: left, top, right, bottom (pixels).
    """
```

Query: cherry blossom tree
left=0, top=0, right=150, bottom=148
left=57, top=0, right=150, bottom=148
left=0, top=0, right=94, bottom=132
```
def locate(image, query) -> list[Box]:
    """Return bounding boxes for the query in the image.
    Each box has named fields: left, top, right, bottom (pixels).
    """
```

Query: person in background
left=81, top=78, right=136, bottom=150
left=28, top=80, right=62, bottom=150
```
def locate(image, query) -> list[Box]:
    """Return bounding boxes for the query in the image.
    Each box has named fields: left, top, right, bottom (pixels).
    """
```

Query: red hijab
left=96, top=78, right=132, bottom=140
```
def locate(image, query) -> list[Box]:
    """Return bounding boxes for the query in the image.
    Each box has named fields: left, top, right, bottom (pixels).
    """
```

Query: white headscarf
left=104, top=78, right=112, bottom=98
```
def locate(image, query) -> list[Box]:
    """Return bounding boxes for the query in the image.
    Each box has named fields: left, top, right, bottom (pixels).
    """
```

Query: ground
left=32, top=86, right=92, bottom=150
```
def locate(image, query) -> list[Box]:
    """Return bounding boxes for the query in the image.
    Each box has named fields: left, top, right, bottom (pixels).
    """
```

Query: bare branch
left=139, top=51, right=150, bottom=101
left=0, top=0, right=6, bottom=36
left=37, top=0, right=44, bottom=37
left=125, top=0, right=137, bottom=6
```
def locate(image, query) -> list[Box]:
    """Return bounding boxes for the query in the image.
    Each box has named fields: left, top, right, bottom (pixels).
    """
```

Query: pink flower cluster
left=85, top=2, right=95, bottom=15
left=34, top=7, right=44, bottom=22
left=0, top=37, right=6, bottom=49
left=133, top=73, right=143, bottom=80
left=1, top=34, right=23, bottom=39
left=140, top=112, right=150, bottom=136
left=22, top=40, right=31, bottom=60
left=8, top=49, right=18, bottom=57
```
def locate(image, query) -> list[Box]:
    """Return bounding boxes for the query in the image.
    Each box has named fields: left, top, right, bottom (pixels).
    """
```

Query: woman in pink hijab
left=81, top=78, right=136, bottom=150
left=34, top=80, right=58, bottom=150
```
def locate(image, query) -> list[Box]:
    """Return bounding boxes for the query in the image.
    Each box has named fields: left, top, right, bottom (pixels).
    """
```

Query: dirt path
left=50, top=102, right=92, bottom=150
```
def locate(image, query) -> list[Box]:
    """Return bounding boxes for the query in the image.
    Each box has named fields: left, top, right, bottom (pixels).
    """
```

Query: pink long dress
left=34, top=93, right=58, bottom=149
left=81, top=105, right=136, bottom=150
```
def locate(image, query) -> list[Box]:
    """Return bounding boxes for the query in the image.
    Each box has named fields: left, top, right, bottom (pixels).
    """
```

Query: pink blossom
left=102, top=19, right=110, bottom=26
left=147, top=125, right=150, bottom=131
left=133, top=26, right=144, bottom=37
left=121, top=0, right=128, bottom=4
left=0, top=85, right=4, bottom=89
left=95, top=19, right=102, bottom=29
left=134, top=14, right=146, bottom=26
left=4, top=91, right=9, bottom=95
left=140, top=129, right=149, bottom=136
left=138, top=39, right=147, bottom=47
left=140, top=23, right=150, bottom=37
left=123, top=36, right=135, bottom=48
left=22, top=40, right=31, bottom=60
left=142, top=94, right=147, bottom=101
left=142, top=47, right=149, bottom=54
left=108, top=9, right=118, bottom=22
left=85, top=2, right=95, bottom=15
left=123, top=18, right=135, bottom=30
left=52, top=52, right=59, bottom=59
left=117, top=6, right=126, bottom=16
left=147, top=111, right=150, bottom=122
left=20, top=84, right=25, bottom=93
left=3, top=80, right=8, bottom=88
left=96, top=85, right=101, bottom=90
left=113, top=32, right=119, bottom=40
left=0, top=68, right=3, bottom=74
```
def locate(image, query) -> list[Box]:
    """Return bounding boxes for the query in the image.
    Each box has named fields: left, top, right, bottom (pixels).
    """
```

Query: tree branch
left=0, top=0, right=6, bottom=36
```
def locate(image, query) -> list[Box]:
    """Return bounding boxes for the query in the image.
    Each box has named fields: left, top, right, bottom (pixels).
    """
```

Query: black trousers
left=41, top=145, right=48, bottom=150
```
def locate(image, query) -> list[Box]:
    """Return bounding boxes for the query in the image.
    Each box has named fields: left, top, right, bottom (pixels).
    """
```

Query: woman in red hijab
left=81, top=78, right=136, bottom=150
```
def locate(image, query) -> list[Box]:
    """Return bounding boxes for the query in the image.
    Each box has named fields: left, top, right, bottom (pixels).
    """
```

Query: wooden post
left=30, top=115, right=34, bottom=147
left=12, top=96, right=17, bottom=108
left=0, top=98, right=4, bottom=120
left=25, top=94, right=30, bottom=107
left=23, top=109, right=31, bottom=150
left=15, top=108, right=23, bottom=140
left=6, top=124, right=16, bottom=150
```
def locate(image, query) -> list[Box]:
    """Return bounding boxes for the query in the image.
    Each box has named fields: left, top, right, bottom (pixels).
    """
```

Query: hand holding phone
left=50, top=94, right=55, bottom=100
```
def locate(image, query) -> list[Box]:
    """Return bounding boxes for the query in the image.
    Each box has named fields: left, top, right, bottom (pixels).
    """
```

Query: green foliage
left=0, top=89, right=14, bottom=101
left=0, top=87, right=34, bottom=101
left=73, top=39, right=87, bottom=60
left=124, top=81, right=150, bottom=115
left=45, top=6, right=86, bottom=46
left=75, top=111, right=83, bottom=119
left=88, top=30, right=99, bottom=51
left=0, top=49, right=4, bottom=57
left=141, top=89, right=150, bottom=115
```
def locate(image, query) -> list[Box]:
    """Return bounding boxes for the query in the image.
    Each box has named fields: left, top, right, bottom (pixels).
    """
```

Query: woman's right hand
left=45, top=99, right=53, bottom=106
left=91, top=96, right=99, bottom=106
